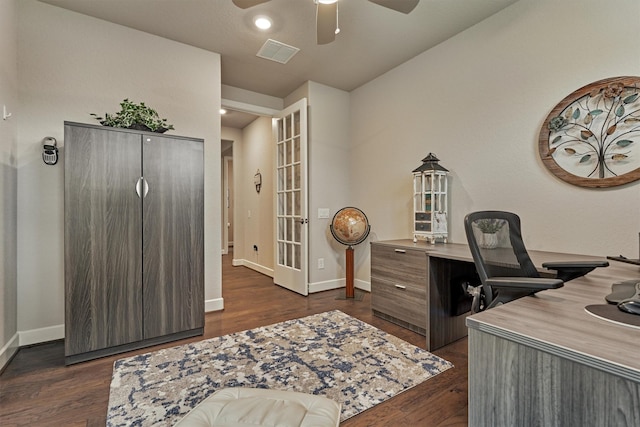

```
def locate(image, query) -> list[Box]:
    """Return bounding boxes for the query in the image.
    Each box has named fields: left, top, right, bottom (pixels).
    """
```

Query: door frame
left=221, top=98, right=279, bottom=270
left=221, top=152, right=233, bottom=255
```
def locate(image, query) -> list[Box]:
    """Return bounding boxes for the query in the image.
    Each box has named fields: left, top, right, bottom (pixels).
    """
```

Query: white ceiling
left=39, top=0, right=519, bottom=128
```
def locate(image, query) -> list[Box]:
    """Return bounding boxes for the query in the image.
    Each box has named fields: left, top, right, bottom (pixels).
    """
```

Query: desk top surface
left=373, top=240, right=640, bottom=379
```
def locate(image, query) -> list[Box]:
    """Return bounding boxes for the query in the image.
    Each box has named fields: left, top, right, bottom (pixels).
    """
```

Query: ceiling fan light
left=254, top=16, right=272, bottom=30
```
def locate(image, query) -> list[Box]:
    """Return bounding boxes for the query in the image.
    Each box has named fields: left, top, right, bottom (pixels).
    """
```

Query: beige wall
left=351, top=0, right=640, bottom=282
left=305, top=82, right=353, bottom=291
left=0, top=0, right=19, bottom=369
left=16, top=0, right=221, bottom=344
left=234, top=116, right=275, bottom=275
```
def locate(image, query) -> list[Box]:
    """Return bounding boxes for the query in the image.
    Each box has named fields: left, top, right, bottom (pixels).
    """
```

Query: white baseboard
left=205, top=297, right=224, bottom=312
left=231, top=259, right=274, bottom=278
left=0, top=333, right=19, bottom=371
left=19, top=324, right=65, bottom=347
left=355, top=279, right=371, bottom=293
left=14, top=302, right=224, bottom=350
left=8, top=278, right=370, bottom=352
left=309, top=278, right=343, bottom=293
left=309, top=278, right=371, bottom=293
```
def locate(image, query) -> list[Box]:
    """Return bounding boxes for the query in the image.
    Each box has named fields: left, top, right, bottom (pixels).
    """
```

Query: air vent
left=256, top=39, right=300, bottom=64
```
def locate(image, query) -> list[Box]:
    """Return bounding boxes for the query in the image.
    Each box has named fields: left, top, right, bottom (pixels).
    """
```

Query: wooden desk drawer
left=370, top=244, right=426, bottom=285
left=371, top=277, right=427, bottom=329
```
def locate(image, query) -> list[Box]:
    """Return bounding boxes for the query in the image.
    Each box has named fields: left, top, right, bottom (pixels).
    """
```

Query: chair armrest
left=542, top=260, right=609, bottom=269
left=486, top=277, right=564, bottom=291
left=542, top=260, right=609, bottom=282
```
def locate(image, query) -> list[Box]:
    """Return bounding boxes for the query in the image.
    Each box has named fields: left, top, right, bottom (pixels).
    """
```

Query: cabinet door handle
left=394, top=284, right=406, bottom=290
left=394, top=249, right=406, bottom=253
left=135, top=177, right=150, bottom=198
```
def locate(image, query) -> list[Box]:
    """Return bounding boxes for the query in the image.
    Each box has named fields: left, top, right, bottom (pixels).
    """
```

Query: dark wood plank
left=142, top=134, right=204, bottom=339
left=370, top=242, right=429, bottom=335
left=64, top=123, right=143, bottom=357
left=469, top=329, right=640, bottom=426
left=0, top=251, right=468, bottom=426
left=428, top=256, right=475, bottom=350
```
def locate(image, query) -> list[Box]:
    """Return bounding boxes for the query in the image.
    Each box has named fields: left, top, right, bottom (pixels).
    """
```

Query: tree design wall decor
left=539, top=76, right=640, bottom=187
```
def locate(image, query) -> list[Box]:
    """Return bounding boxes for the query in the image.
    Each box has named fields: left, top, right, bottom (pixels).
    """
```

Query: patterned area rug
left=107, top=310, right=453, bottom=426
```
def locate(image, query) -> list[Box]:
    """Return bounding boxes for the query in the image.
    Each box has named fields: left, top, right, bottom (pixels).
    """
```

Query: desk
left=372, top=240, right=640, bottom=425
left=466, top=253, right=640, bottom=426
left=370, top=241, right=477, bottom=350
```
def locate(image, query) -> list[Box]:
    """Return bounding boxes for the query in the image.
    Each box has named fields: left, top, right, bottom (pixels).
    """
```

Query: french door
left=273, top=98, right=308, bottom=295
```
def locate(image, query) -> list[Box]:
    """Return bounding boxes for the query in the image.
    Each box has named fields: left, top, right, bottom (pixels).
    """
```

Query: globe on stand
left=330, top=207, right=371, bottom=299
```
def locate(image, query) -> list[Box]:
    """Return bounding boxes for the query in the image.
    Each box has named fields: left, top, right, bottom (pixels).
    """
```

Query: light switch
left=318, top=208, right=330, bottom=219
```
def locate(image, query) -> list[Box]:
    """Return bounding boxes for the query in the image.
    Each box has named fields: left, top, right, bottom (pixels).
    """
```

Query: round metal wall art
left=539, top=76, right=640, bottom=188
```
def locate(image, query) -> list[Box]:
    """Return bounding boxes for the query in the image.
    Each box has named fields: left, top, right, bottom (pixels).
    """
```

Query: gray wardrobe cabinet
left=64, top=122, right=204, bottom=365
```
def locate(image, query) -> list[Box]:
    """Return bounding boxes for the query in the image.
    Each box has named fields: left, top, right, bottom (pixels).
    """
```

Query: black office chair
left=463, top=211, right=609, bottom=313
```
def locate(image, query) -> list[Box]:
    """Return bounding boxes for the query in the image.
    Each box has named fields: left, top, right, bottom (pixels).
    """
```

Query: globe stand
left=329, top=207, right=371, bottom=302
left=334, top=247, right=360, bottom=300
left=335, top=246, right=366, bottom=300
left=345, top=246, right=354, bottom=298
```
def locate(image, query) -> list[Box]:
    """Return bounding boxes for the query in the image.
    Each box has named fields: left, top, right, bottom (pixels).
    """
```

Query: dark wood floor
left=0, top=252, right=468, bottom=426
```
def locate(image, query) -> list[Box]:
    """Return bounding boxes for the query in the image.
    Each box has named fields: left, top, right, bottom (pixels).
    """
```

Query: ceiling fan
left=232, top=0, right=419, bottom=45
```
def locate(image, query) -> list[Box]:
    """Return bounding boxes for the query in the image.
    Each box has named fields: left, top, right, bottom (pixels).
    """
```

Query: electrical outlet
left=317, top=258, right=325, bottom=269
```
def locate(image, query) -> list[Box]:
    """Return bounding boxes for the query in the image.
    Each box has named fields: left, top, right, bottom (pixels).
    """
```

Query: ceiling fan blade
left=316, top=2, right=337, bottom=45
left=368, top=0, right=419, bottom=14
left=232, top=0, right=271, bottom=9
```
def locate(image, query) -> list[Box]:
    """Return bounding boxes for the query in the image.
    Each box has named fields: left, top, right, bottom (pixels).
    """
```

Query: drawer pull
left=394, top=249, right=406, bottom=253
left=394, top=284, right=407, bottom=290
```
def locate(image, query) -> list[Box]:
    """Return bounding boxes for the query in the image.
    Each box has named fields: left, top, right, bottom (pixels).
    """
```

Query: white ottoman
left=174, top=388, right=341, bottom=427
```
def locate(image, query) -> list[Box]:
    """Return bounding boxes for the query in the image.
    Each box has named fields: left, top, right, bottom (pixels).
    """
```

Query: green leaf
left=552, top=135, right=562, bottom=145
left=617, top=139, right=634, bottom=147
left=579, top=154, right=591, bottom=163
left=616, top=105, right=625, bottom=117
left=572, top=108, right=580, bottom=119
left=589, top=109, right=603, bottom=116
left=623, top=93, right=639, bottom=104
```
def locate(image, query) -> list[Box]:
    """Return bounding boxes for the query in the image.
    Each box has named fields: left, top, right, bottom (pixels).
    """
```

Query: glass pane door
left=273, top=99, right=308, bottom=295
